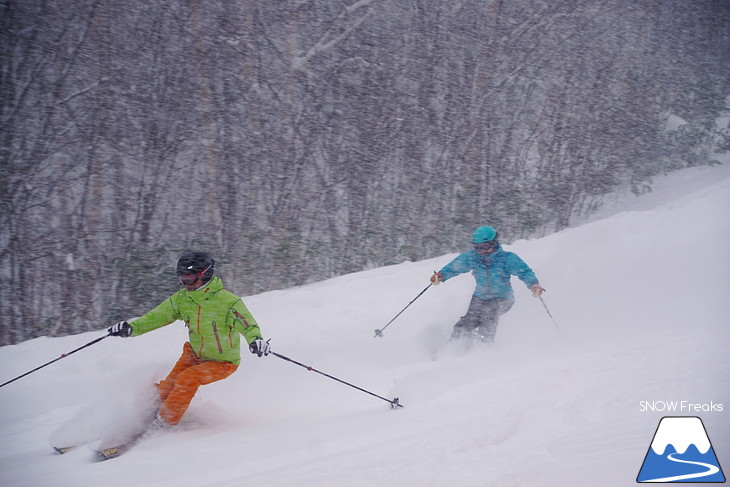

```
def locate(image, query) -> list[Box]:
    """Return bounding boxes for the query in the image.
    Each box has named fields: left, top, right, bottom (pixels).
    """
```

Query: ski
left=53, top=439, right=97, bottom=454
left=95, top=423, right=155, bottom=461
left=53, top=445, right=76, bottom=454
left=52, top=432, right=150, bottom=459
left=95, top=435, right=145, bottom=461
left=52, top=420, right=160, bottom=460
left=94, top=412, right=165, bottom=461
left=53, top=393, right=163, bottom=460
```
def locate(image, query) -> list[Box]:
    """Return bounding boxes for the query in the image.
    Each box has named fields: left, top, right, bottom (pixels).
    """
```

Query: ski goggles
left=176, top=264, right=212, bottom=285
left=473, top=240, right=498, bottom=252
left=177, top=272, right=198, bottom=285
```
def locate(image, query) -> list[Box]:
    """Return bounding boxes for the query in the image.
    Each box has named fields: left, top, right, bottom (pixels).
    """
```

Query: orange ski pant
left=156, top=342, right=238, bottom=425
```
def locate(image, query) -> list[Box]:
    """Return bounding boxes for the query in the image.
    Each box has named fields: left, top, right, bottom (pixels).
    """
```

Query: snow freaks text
left=639, top=401, right=724, bottom=413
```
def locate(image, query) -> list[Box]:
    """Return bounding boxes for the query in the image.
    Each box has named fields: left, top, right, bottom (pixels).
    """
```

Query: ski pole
left=374, top=283, right=432, bottom=338
left=270, top=351, right=403, bottom=409
left=538, top=295, right=564, bottom=338
left=0, top=334, right=109, bottom=389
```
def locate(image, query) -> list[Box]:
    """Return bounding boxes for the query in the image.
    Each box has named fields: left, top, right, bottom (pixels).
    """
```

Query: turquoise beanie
left=472, top=225, right=497, bottom=243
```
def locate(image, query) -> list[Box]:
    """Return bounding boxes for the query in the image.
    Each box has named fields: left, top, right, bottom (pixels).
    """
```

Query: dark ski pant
left=450, top=296, right=514, bottom=343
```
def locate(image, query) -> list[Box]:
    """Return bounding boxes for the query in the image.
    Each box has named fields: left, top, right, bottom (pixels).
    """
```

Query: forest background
left=2, top=0, right=729, bottom=344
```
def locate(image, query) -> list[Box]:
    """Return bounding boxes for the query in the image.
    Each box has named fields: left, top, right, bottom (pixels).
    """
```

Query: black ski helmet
left=176, top=251, right=215, bottom=284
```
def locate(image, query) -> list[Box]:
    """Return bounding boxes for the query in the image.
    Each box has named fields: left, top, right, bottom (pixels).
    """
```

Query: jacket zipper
left=212, top=322, right=224, bottom=354
left=233, top=309, right=251, bottom=328
left=485, top=261, right=491, bottom=296
left=497, top=270, right=509, bottom=286
left=195, top=305, right=204, bottom=356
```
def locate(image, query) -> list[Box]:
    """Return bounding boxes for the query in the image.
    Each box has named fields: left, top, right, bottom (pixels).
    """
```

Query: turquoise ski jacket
left=439, top=247, right=539, bottom=301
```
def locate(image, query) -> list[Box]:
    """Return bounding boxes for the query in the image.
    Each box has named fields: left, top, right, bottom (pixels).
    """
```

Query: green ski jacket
left=129, top=277, right=262, bottom=365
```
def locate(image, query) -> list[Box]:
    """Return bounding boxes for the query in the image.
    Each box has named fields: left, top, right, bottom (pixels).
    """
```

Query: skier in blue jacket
left=430, top=225, right=545, bottom=343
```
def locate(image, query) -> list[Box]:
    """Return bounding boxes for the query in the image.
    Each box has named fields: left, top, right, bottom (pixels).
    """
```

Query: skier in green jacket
left=107, top=251, right=270, bottom=427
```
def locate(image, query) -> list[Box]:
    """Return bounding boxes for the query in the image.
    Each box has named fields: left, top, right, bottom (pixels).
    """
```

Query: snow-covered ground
left=1, top=164, right=729, bottom=487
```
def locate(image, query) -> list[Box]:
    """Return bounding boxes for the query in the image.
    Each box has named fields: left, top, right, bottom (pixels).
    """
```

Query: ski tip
left=96, top=447, right=121, bottom=461
left=53, top=446, right=75, bottom=455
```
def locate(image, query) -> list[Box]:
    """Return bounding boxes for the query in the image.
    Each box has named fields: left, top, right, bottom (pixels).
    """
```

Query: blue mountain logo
left=637, top=416, right=725, bottom=483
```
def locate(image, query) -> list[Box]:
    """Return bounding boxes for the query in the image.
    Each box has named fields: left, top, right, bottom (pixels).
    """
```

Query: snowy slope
left=0, top=164, right=729, bottom=487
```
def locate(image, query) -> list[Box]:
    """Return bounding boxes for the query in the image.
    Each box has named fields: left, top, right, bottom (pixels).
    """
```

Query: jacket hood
left=185, top=276, right=223, bottom=304
left=475, top=245, right=504, bottom=263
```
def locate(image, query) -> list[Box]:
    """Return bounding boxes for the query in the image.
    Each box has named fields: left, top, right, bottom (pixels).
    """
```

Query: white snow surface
left=1, top=164, right=729, bottom=487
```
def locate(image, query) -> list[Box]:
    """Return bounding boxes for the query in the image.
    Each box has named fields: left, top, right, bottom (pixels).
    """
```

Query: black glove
left=108, top=321, right=132, bottom=337
left=249, top=338, right=270, bottom=357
